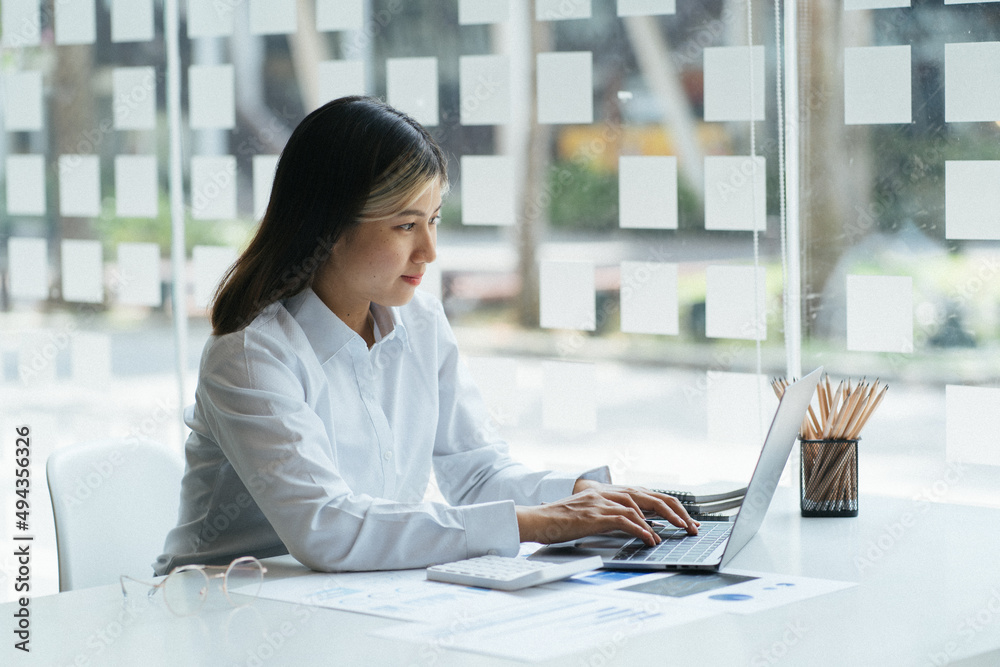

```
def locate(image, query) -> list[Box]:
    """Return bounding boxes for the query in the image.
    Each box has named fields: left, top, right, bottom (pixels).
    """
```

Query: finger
left=644, top=493, right=700, bottom=535
left=605, top=513, right=659, bottom=547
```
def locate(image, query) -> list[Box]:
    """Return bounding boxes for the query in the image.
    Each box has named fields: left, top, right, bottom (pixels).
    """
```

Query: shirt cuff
left=534, top=465, right=613, bottom=504
left=462, top=500, right=520, bottom=558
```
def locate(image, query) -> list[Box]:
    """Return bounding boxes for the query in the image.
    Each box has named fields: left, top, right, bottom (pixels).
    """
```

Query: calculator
left=426, top=554, right=603, bottom=591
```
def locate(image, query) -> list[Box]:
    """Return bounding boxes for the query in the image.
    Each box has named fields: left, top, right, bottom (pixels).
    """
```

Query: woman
left=155, top=96, right=696, bottom=576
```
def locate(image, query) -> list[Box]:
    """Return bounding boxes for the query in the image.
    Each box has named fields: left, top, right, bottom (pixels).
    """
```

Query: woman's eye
left=399, top=223, right=416, bottom=231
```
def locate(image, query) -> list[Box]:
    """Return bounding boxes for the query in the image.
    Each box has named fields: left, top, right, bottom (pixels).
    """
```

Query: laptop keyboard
left=612, top=522, right=732, bottom=564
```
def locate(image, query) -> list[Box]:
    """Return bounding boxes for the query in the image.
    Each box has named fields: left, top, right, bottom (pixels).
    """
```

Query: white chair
left=46, top=440, right=183, bottom=591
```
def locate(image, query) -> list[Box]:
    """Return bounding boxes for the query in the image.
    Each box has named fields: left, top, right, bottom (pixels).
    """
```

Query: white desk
left=4, top=489, right=1000, bottom=666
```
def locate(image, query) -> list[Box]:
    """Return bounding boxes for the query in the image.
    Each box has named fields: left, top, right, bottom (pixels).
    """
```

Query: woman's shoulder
left=203, top=301, right=309, bottom=365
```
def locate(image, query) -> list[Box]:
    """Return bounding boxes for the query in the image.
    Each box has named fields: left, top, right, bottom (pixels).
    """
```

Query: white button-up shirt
left=155, top=288, right=608, bottom=575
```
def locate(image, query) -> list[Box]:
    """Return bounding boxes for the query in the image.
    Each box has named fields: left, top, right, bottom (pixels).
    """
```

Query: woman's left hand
left=572, top=479, right=700, bottom=535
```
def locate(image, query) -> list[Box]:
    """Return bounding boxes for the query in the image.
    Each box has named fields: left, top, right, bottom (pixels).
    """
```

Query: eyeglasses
left=120, top=556, right=267, bottom=616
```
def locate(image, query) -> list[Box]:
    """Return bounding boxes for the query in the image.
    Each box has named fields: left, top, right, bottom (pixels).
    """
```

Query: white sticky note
left=537, top=52, right=594, bottom=125
left=705, top=156, right=766, bottom=231
left=316, top=0, right=364, bottom=31
left=193, top=245, right=238, bottom=309
left=253, top=155, right=279, bottom=220
left=844, top=0, right=909, bottom=8
left=112, top=0, right=154, bottom=42
left=620, top=261, right=678, bottom=335
left=846, top=275, right=913, bottom=353
left=417, top=262, right=443, bottom=301
left=619, top=156, right=677, bottom=229
left=461, top=156, right=515, bottom=226
left=945, top=161, right=1000, bottom=240
left=318, top=60, right=366, bottom=104
left=945, top=0, right=1000, bottom=3
left=117, top=242, right=162, bottom=307
left=459, top=0, right=510, bottom=24
left=460, top=55, right=510, bottom=126
left=945, top=42, right=1000, bottom=123
left=706, top=372, right=778, bottom=446
left=3, top=71, right=44, bottom=131
left=59, top=155, right=101, bottom=218
left=466, top=357, right=521, bottom=429
left=7, top=238, right=48, bottom=301
left=250, top=0, right=297, bottom=35
left=6, top=155, right=46, bottom=216
left=537, top=0, right=591, bottom=20
left=113, top=67, right=157, bottom=130
left=844, top=46, right=911, bottom=125
left=542, top=360, right=597, bottom=433
left=387, top=58, right=439, bottom=127
left=19, top=330, right=57, bottom=384
left=704, top=46, right=765, bottom=122
left=705, top=265, right=766, bottom=340
left=2, top=0, right=41, bottom=47
left=71, top=332, right=112, bottom=385
left=946, top=385, right=1000, bottom=466
left=540, top=260, right=595, bottom=331
left=191, top=156, right=237, bottom=220
left=61, top=239, right=104, bottom=304
left=55, top=0, right=96, bottom=45
left=115, top=155, right=159, bottom=219
left=617, top=0, right=676, bottom=16
left=187, top=0, right=234, bottom=38
left=189, top=65, right=235, bottom=129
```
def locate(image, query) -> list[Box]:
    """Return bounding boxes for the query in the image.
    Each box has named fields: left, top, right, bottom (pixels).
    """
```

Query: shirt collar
left=285, top=288, right=410, bottom=363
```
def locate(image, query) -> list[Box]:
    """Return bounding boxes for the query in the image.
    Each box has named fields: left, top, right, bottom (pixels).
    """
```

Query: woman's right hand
left=515, top=488, right=664, bottom=547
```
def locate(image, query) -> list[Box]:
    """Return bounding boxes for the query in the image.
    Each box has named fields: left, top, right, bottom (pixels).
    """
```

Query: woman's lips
left=402, top=274, right=422, bottom=286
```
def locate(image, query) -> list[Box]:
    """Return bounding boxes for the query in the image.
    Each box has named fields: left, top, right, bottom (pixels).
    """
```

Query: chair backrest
left=46, top=440, right=183, bottom=591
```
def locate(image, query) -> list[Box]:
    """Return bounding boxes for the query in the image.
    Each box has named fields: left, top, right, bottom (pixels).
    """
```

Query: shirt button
left=383, top=450, right=393, bottom=461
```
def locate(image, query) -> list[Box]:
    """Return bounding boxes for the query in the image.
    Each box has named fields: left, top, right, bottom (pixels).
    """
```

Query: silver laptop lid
left=719, top=367, right=823, bottom=567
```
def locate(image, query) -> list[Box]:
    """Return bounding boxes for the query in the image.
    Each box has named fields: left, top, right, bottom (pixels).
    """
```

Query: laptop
left=531, top=367, right=823, bottom=572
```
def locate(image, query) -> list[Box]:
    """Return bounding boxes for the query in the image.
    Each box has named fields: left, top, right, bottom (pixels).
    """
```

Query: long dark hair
left=211, top=96, right=447, bottom=335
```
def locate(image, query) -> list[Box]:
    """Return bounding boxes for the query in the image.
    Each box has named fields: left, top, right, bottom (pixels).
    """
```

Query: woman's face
left=318, top=179, right=442, bottom=314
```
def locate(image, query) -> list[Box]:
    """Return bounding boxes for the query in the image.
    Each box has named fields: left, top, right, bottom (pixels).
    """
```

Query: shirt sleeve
left=429, top=300, right=609, bottom=507
left=198, top=331, right=519, bottom=572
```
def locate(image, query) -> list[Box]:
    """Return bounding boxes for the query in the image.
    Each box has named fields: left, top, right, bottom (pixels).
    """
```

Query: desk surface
left=5, top=489, right=1000, bottom=666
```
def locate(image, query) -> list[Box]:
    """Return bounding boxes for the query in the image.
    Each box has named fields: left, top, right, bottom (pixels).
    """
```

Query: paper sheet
left=61, top=239, right=104, bottom=304
left=705, top=265, right=766, bottom=341
left=460, top=155, right=515, bottom=226
left=7, top=237, right=49, bottom=301
left=55, top=0, right=96, bottom=45
left=374, top=590, right=716, bottom=662
left=945, top=42, right=1000, bottom=123
left=2, top=0, right=41, bottom=47
left=6, top=155, right=46, bottom=216
left=187, top=0, right=234, bottom=38
left=536, top=0, right=591, bottom=21
left=111, top=0, right=155, bottom=43
left=945, top=160, right=1000, bottom=240
left=617, top=0, right=676, bottom=16
left=459, top=0, right=510, bottom=24
left=946, top=385, right=1000, bottom=466
left=190, top=156, right=237, bottom=220
left=703, top=46, right=765, bottom=122
left=316, top=0, right=365, bottom=31
left=459, top=55, right=510, bottom=126
left=387, top=58, right=439, bottom=127
left=115, top=155, right=159, bottom=218
left=844, top=0, right=909, bottom=8
left=844, top=46, right=911, bottom=125
left=59, top=155, right=102, bottom=218
left=537, top=52, right=594, bottom=125
left=3, top=71, right=44, bottom=131
left=255, top=568, right=531, bottom=623
left=704, top=156, right=766, bottom=231
left=250, top=0, right=297, bottom=35
left=253, top=155, right=280, bottom=220
left=619, top=156, right=677, bottom=229
left=193, top=245, right=238, bottom=309
left=539, top=260, right=595, bottom=331
left=189, top=65, right=235, bottom=130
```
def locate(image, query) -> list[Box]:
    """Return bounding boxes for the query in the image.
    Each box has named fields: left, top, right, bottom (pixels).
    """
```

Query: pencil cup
left=799, top=438, right=859, bottom=517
